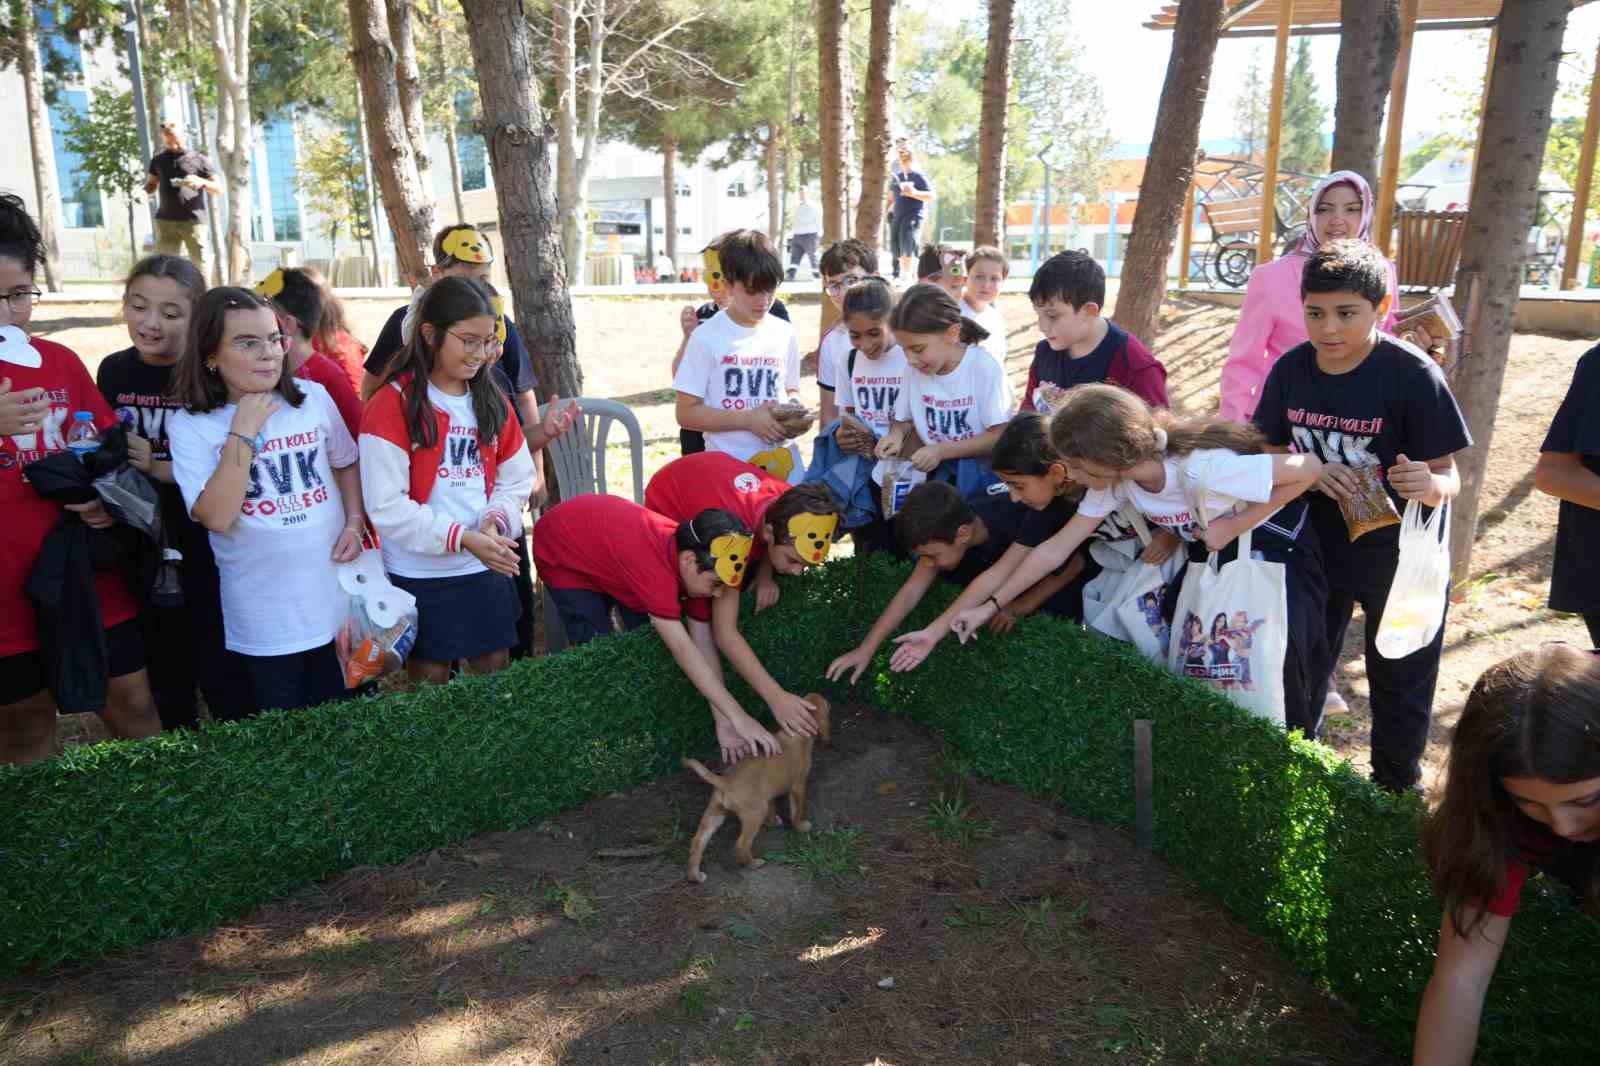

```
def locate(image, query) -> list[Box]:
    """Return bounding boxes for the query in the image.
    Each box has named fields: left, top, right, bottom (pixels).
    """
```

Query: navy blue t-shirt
left=1253, top=335, right=1472, bottom=562
left=1541, top=345, right=1600, bottom=613
left=364, top=303, right=537, bottom=424
left=890, top=167, right=932, bottom=223
left=1026, top=321, right=1131, bottom=397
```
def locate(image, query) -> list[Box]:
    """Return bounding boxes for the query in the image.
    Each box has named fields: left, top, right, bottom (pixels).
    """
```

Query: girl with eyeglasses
left=0, top=194, right=162, bottom=763
left=359, top=277, right=535, bottom=683
left=169, top=287, right=366, bottom=712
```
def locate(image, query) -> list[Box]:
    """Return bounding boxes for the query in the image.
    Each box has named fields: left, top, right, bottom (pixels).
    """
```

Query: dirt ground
left=0, top=706, right=1397, bottom=1065
left=33, top=288, right=1594, bottom=791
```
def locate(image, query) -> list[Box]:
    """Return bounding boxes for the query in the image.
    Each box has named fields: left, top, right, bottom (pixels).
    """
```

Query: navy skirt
left=390, top=568, right=519, bottom=663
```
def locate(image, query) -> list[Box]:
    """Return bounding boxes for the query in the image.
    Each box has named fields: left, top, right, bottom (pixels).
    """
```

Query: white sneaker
left=1324, top=691, right=1350, bottom=716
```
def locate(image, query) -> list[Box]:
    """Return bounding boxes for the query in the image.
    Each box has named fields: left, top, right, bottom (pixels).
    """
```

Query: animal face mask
left=441, top=228, right=493, bottom=264
left=787, top=511, right=839, bottom=565
left=710, top=532, right=754, bottom=587
left=255, top=269, right=286, bottom=298
left=490, top=294, right=509, bottom=343
left=748, top=446, right=795, bottom=481
left=942, top=251, right=965, bottom=279
left=704, top=250, right=725, bottom=294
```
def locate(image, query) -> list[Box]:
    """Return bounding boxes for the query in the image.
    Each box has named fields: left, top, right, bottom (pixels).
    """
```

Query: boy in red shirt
left=645, top=453, right=841, bottom=740
left=533, top=495, right=783, bottom=764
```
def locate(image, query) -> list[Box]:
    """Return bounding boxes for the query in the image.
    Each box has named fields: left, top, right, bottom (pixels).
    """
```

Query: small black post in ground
left=1134, top=719, right=1153, bottom=850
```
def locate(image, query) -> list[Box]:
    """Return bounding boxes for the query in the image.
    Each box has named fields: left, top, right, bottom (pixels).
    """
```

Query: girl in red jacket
left=359, top=276, right=535, bottom=682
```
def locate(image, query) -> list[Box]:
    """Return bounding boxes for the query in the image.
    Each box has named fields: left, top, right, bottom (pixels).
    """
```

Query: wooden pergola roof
left=1144, top=0, right=1589, bottom=37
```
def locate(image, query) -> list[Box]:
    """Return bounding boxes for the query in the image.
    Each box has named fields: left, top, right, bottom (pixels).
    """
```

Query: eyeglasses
left=3, top=289, right=42, bottom=313
left=823, top=274, right=868, bottom=297
left=446, top=330, right=504, bottom=357
left=229, top=334, right=289, bottom=358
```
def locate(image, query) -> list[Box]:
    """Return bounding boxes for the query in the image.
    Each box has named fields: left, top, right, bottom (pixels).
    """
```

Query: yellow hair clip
left=787, top=511, right=838, bottom=565
left=704, top=249, right=725, bottom=294
left=255, top=269, right=286, bottom=298
left=441, top=227, right=493, bottom=264
left=709, top=532, right=754, bottom=587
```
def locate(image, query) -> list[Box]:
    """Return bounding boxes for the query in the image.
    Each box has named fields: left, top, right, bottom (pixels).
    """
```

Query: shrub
left=2, top=555, right=1596, bottom=1062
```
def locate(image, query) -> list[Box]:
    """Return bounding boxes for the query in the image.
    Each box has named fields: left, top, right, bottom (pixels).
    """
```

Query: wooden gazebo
left=1147, top=0, right=1600, bottom=290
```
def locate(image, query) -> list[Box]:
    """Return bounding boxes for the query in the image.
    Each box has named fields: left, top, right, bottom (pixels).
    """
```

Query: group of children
left=1, top=172, right=1596, bottom=1062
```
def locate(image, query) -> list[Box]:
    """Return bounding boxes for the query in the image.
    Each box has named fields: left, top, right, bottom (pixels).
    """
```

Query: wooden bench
left=1199, top=194, right=1266, bottom=239
left=1395, top=210, right=1468, bottom=292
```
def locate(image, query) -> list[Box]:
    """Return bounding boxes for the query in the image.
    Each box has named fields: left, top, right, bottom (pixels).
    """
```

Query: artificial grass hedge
left=3, top=555, right=1596, bottom=1060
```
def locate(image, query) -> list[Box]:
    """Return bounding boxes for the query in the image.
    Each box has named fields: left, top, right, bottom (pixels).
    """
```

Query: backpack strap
left=1118, top=500, right=1153, bottom=547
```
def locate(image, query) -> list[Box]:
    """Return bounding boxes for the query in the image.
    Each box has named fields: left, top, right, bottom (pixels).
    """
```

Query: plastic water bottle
left=65, top=412, right=100, bottom=458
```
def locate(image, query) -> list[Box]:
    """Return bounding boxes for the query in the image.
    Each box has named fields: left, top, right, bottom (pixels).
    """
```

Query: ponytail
left=889, top=282, right=990, bottom=345
left=1048, top=383, right=1264, bottom=470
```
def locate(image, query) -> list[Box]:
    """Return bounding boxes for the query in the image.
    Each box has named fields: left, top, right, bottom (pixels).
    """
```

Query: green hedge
left=3, top=556, right=1596, bottom=1061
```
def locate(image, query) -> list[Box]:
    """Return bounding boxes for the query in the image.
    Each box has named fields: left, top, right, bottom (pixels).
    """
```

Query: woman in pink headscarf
left=1218, top=171, right=1401, bottom=424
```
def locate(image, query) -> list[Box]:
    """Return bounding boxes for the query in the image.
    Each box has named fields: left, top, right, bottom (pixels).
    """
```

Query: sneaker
left=1323, top=690, right=1350, bottom=715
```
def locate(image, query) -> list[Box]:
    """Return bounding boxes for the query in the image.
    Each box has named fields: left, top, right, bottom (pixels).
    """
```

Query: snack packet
left=770, top=403, right=816, bottom=438
left=879, top=459, right=927, bottom=517
left=1338, top=463, right=1402, bottom=541
left=1032, top=382, right=1070, bottom=415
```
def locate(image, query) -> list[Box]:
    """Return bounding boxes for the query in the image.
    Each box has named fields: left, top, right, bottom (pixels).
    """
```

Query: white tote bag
left=1374, top=500, right=1451, bottom=660
left=1082, top=505, right=1182, bottom=662
left=1165, top=461, right=1290, bottom=726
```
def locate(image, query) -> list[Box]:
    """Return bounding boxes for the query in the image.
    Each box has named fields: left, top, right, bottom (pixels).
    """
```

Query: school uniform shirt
left=891, top=343, right=1014, bottom=448
left=1019, top=321, right=1169, bottom=413
left=170, top=381, right=359, bottom=656
left=0, top=336, right=140, bottom=656
left=1252, top=335, right=1472, bottom=560
left=96, top=347, right=188, bottom=539
left=958, top=300, right=1007, bottom=352
left=671, top=307, right=803, bottom=470
left=815, top=323, right=851, bottom=395
left=360, top=381, right=535, bottom=579
left=1484, top=822, right=1596, bottom=918
left=1541, top=345, right=1600, bottom=614
left=944, top=495, right=1033, bottom=587
left=1075, top=449, right=1276, bottom=543
left=532, top=494, right=685, bottom=620
left=644, top=452, right=789, bottom=622
left=363, top=303, right=536, bottom=423
left=842, top=344, right=909, bottom=437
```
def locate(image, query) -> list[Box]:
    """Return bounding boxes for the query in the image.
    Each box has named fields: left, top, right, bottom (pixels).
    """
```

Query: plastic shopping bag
left=1081, top=505, right=1181, bottom=661
left=334, top=550, right=418, bottom=688
left=1374, top=500, right=1450, bottom=660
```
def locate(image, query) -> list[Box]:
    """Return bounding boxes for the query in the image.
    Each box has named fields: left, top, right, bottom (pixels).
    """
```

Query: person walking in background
left=885, top=138, right=934, bottom=282
left=787, top=187, right=822, bottom=281
left=144, top=122, right=222, bottom=272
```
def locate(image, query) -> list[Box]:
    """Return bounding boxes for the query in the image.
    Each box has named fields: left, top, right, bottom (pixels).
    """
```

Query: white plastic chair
left=535, top=397, right=645, bottom=651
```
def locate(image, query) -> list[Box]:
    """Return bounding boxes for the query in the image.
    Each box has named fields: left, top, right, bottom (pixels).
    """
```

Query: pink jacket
left=1217, top=252, right=1399, bottom=424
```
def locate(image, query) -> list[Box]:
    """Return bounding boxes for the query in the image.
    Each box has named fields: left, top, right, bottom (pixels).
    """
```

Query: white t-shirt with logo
left=382, top=384, right=490, bottom=580
left=673, top=308, right=802, bottom=464
left=1074, top=448, right=1274, bottom=543
left=959, top=300, right=1007, bottom=353
left=892, top=343, right=1014, bottom=448
left=170, top=381, right=358, bottom=656
left=842, top=344, right=908, bottom=437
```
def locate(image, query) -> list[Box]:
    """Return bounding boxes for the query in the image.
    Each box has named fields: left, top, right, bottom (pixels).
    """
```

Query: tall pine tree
left=1280, top=39, right=1328, bottom=175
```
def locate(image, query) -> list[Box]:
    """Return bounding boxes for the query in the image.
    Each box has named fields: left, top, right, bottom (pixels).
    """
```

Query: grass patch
left=770, top=827, right=865, bottom=882
left=925, top=790, right=995, bottom=847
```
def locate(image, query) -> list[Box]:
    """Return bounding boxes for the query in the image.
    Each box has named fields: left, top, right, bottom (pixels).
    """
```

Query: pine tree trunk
left=133, top=0, right=164, bottom=158
left=353, top=79, right=388, bottom=286
left=765, top=126, right=782, bottom=244
left=16, top=4, right=63, bottom=291
left=1329, top=0, right=1400, bottom=185
left=972, top=0, right=1013, bottom=248
left=553, top=0, right=584, bottom=281
left=817, top=0, right=846, bottom=243
left=386, top=0, right=434, bottom=205
left=430, top=0, right=467, bottom=225
left=348, top=0, right=436, bottom=287
left=458, top=0, right=582, bottom=406
left=663, top=135, right=678, bottom=270
left=1111, top=0, right=1225, bottom=346
left=201, top=0, right=255, bottom=284
left=1448, top=0, right=1569, bottom=587
left=177, top=0, right=224, bottom=283
left=853, top=0, right=896, bottom=244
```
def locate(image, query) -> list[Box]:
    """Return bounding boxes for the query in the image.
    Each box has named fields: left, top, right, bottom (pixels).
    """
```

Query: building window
left=455, top=93, right=488, bottom=192
left=675, top=181, right=691, bottom=198
left=35, top=6, right=83, bottom=79
left=726, top=179, right=747, bottom=198
left=264, top=117, right=301, bottom=241
left=49, top=90, right=103, bottom=229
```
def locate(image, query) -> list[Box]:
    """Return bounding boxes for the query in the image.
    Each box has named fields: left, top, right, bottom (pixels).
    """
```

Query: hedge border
left=2, top=556, right=1596, bottom=1061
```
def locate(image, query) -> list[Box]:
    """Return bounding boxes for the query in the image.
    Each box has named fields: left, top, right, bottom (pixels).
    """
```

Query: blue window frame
left=49, top=90, right=103, bottom=229
left=455, top=93, right=487, bottom=192
left=264, top=117, right=301, bottom=241
left=34, top=6, right=83, bottom=77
